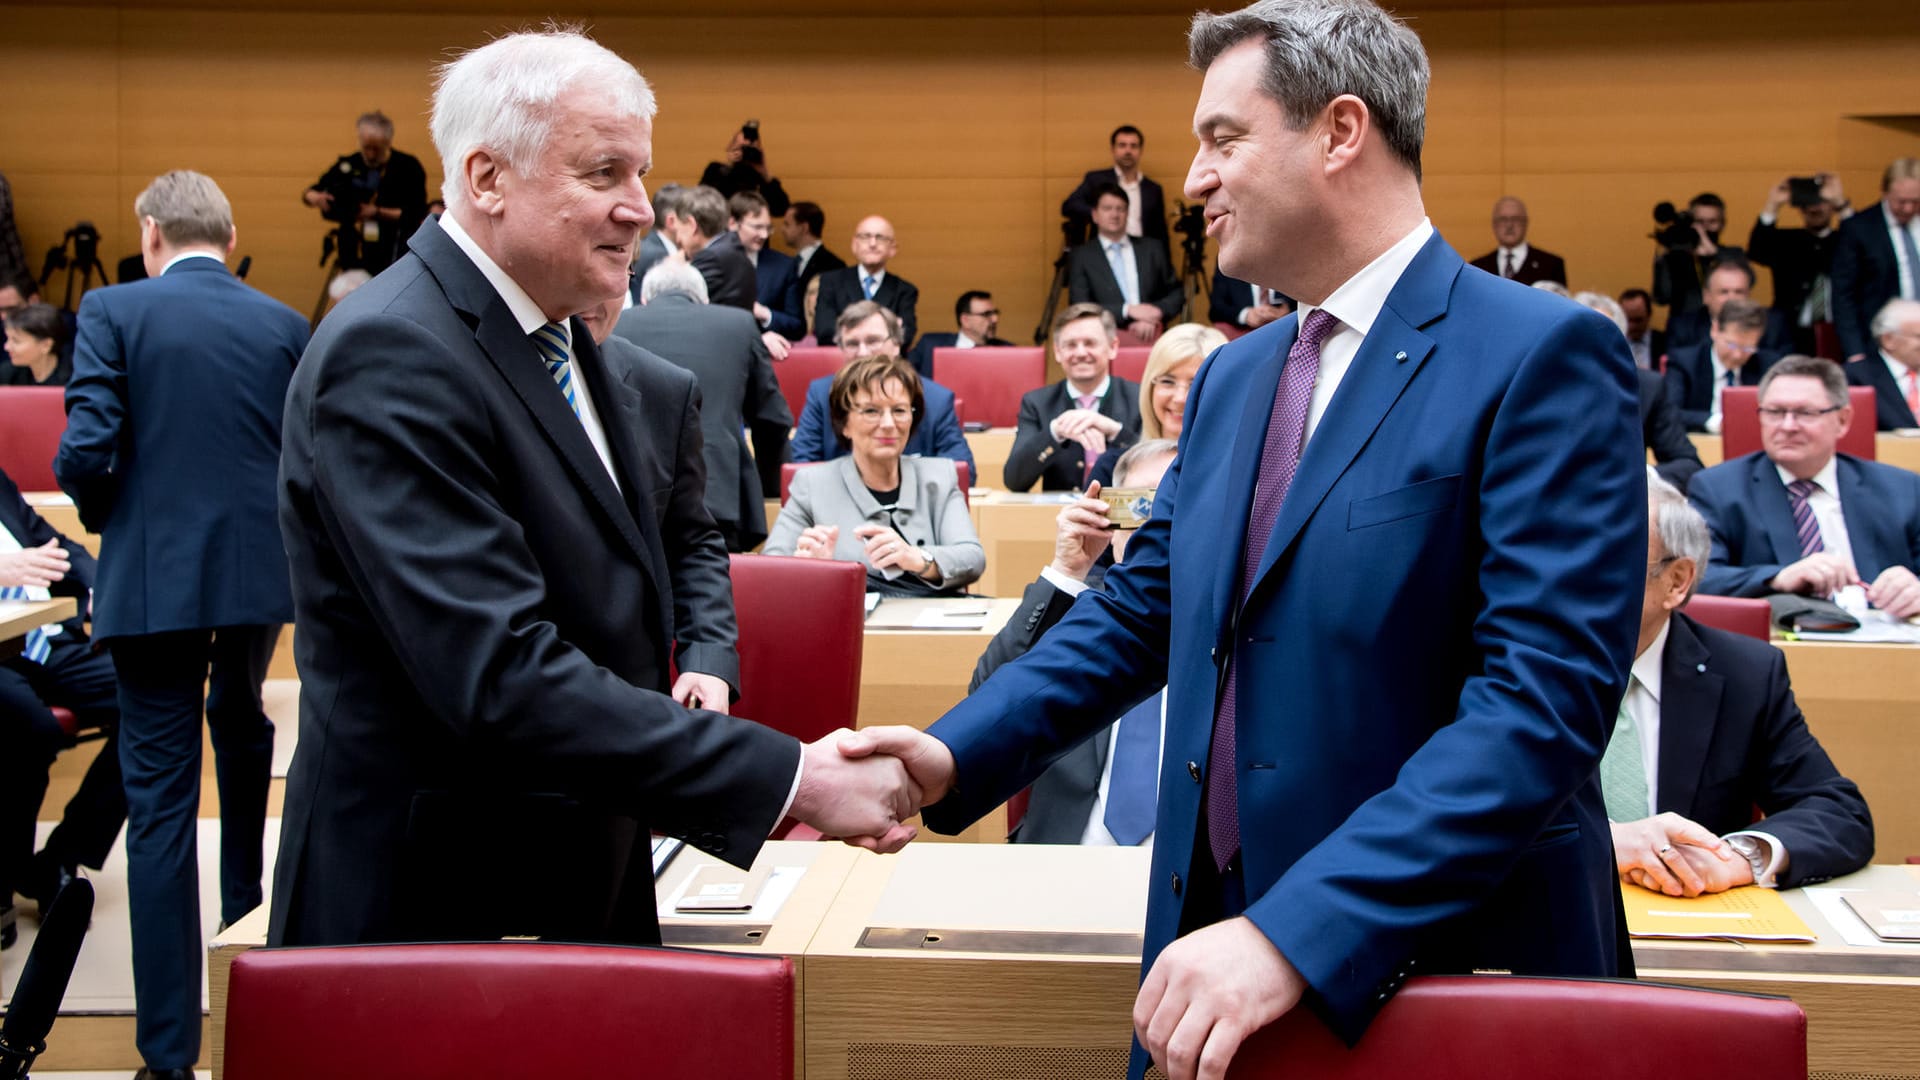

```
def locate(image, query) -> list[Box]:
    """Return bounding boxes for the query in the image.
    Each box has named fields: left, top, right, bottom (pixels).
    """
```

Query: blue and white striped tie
left=1, top=584, right=53, bottom=664
left=532, top=321, right=579, bottom=418
left=861, top=274, right=877, bottom=300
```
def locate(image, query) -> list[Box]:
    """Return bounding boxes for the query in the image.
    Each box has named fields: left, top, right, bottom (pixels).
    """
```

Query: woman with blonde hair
left=1090, top=322, right=1226, bottom=486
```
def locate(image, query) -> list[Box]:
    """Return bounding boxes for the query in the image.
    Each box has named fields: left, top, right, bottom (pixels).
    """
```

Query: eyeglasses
left=852, top=405, right=913, bottom=425
left=852, top=232, right=895, bottom=245
left=1757, top=405, right=1843, bottom=424
left=1151, top=375, right=1193, bottom=392
left=840, top=335, right=895, bottom=354
left=1492, top=215, right=1528, bottom=226
left=1647, top=554, right=1681, bottom=579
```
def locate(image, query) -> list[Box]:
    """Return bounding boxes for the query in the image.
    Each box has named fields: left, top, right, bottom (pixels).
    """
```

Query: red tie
left=1906, top=370, right=1919, bottom=419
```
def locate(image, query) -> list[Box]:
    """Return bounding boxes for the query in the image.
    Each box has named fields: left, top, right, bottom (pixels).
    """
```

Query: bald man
left=1471, top=196, right=1567, bottom=286
left=811, top=215, right=919, bottom=347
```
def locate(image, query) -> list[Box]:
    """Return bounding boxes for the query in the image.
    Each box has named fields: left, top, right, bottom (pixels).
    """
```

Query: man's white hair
left=641, top=260, right=709, bottom=305
left=431, top=27, right=655, bottom=211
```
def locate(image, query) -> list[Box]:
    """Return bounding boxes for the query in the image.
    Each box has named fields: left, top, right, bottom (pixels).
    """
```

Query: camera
left=741, top=119, right=760, bottom=143
left=39, top=222, right=102, bottom=282
left=1650, top=202, right=1697, bottom=252
left=1173, top=202, right=1208, bottom=261
left=739, top=119, right=763, bottom=166
left=1787, top=176, right=1824, bottom=209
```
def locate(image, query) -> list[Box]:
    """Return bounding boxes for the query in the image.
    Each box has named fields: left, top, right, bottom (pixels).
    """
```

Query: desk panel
left=969, top=492, right=1073, bottom=598
left=1687, top=432, right=1920, bottom=473
left=964, top=428, right=1017, bottom=492
left=1775, top=640, right=1920, bottom=864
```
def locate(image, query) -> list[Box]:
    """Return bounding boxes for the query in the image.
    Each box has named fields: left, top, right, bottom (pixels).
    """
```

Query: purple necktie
left=1206, top=308, right=1340, bottom=870
left=1786, top=478, right=1825, bottom=559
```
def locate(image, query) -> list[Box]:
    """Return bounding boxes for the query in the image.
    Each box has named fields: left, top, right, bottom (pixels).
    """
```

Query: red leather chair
left=1721, top=385, right=1876, bottom=461
left=1813, top=321, right=1840, bottom=361
left=725, top=552, right=864, bottom=747
left=932, top=346, right=1046, bottom=429
left=1228, top=976, right=1804, bottom=1079
left=1213, top=321, right=1250, bottom=341
left=0, top=387, right=68, bottom=491
left=1681, top=594, right=1773, bottom=641
left=1113, top=345, right=1152, bottom=385
left=223, top=942, right=795, bottom=1080
left=772, top=346, right=845, bottom=431
left=780, top=461, right=971, bottom=506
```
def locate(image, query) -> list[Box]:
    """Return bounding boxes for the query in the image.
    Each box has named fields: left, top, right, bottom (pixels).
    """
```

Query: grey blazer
left=764, top=455, right=984, bottom=591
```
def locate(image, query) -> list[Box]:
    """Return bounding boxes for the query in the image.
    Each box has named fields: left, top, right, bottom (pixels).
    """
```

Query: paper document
left=1805, top=887, right=1920, bottom=949
left=658, top=864, right=805, bottom=922
left=910, top=605, right=992, bottom=630
left=1622, top=883, right=1816, bottom=942
left=1794, top=609, right=1920, bottom=644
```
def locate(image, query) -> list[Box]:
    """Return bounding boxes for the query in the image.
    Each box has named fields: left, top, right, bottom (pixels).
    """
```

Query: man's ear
left=466, top=149, right=507, bottom=217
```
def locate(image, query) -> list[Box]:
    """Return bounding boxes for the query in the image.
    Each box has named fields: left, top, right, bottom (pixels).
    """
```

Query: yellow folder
left=1621, top=883, right=1817, bottom=943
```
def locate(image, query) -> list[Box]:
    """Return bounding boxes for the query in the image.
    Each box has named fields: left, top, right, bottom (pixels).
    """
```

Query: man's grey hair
left=1530, top=280, right=1570, bottom=299
left=1757, top=354, right=1847, bottom=410
left=133, top=170, right=233, bottom=249
left=431, top=27, right=655, bottom=211
left=1114, top=438, right=1180, bottom=488
left=1572, top=291, right=1629, bottom=337
left=356, top=111, right=395, bottom=138
left=684, top=185, right=729, bottom=240
left=1647, top=468, right=1709, bottom=601
left=640, top=261, right=709, bottom=305
left=1871, top=297, right=1920, bottom=341
left=1188, top=0, right=1429, bottom=180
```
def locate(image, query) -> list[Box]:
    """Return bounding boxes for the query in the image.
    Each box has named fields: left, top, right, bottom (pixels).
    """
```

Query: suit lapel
left=572, top=332, right=672, bottom=613
left=1211, top=328, right=1291, bottom=649
left=1834, top=455, right=1882, bottom=573
left=1655, top=617, right=1722, bottom=815
left=1748, top=455, right=1803, bottom=568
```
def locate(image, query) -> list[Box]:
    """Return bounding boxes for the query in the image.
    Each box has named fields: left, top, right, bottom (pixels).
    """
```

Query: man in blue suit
left=730, top=190, right=804, bottom=339
left=1688, top=355, right=1920, bottom=617
left=788, top=302, right=975, bottom=473
left=840, top=6, right=1644, bottom=1077
left=54, top=171, right=308, bottom=1080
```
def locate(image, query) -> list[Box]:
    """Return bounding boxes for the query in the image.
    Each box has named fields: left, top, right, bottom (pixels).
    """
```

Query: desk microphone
left=0, top=876, right=94, bottom=1079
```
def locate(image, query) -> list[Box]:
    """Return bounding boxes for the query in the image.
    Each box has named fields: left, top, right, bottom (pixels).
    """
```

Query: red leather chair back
left=1681, top=595, right=1773, bottom=641
left=1229, top=976, right=1804, bottom=1080
left=1213, top=321, right=1250, bottom=341
left=1112, top=346, right=1152, bottom=385
left=0, top=387, right=68, bottom=491
left=1813, top=321, right=1840, bottom=360
left=932, top=346, right=1045, bottom=429
left=727, top=552, right=864, bottom=745
left=780, top=461, right=971, bottom=506
left=1721, top=385, right=1876, bottom=461
left=223, top=942, right=795, bottom=1080
left=772, top=346, right=845, bottom=431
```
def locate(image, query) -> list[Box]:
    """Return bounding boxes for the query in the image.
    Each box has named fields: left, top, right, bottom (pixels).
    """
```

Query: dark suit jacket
left=1068, top=237, right=1183, bottom=326
left=1655, top=613, right=1871, bottom=888
left=54, top=257, right=307, bottom=640
left=906, top=333, right=1016, bottom=380
left=1688, top=450, right=1920, bottom=598
left=1832, top=203, right=1905, bottom=360
left=1654, top=243, right=1747, bottom=317
left=269, top=217, right=800, bottom=949
left=927, top=234, right=1643, bottom=1050
left=1846, top=354, right=1920, bottom=430
left=752, top=245, right=804, bottom=338
left=629, top=231, right=672, bottom=303
left=813, top=266, right=918, bottom=347
left=788, top=373, right=974, bottom=473
left=1663, top=306, right=1793, bottom=357
left=1639, top=368, right=1703, bottom=490
left=0, top=465, right=96, bottom=641
left=1469, top=245, right=1567, bottom=286
left=613, top=295, right=791, bottom=550
left=1003, top=377, right=1144, bottom=493
left=691, top=231, right=758, bottom=312
left=1662, top=341, right=1780, bottom=432
left=1208, top=268, right=1292, bottom=328
left=1747, top=217, right=1838, bottom=324
left=1062, top=168, right=1169, bottom=251
left=794, top=244, right=845, bottom=289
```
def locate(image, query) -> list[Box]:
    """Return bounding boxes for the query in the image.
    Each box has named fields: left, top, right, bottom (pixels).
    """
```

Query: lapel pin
left=1696, top=663, right=1706, bottom=673
left=1394, top=350, right=1408, bottom=361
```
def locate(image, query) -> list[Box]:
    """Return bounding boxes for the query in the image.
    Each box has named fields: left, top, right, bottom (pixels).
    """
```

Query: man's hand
left=356, top=200, right=380, bottom=223
left=1770, top=551, right=1860, bottom=597
left=1611, top=813, right=1743, bottom=897
left=1126, top=320, right=1160, bottom=343
left=792, top=524, right=839, bottom=560
left=0, top=539, right=70, bottom=589
left=1051, top=481, right=1114, bottom=581
left=303, top=189, right=334, bottom=213
left=1819, top=172, right=1847, bottom=209
left=854, top=523, right=932, bottom=578
left=836, top=725, right=956, bottom=844
left=1135, top=917, right=1305, bottom=1080
left=761, top=331, right=792, bottom=361
left=1763, top=179, right=1792, bottom=217
left=1691, top=222, right=1719, bottom=258
left=1049, top=409, right=1124, bottom=455
left=1867, top=565, right=1920, bottom=619
left=1245, top=303, right=1289, bottom=329
left=789, top=729, right=920, bottom=852
left=671, top=672, right=731, bottom=714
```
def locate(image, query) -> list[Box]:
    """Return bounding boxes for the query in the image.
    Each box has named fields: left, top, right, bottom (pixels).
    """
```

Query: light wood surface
left=1687, top=432, right=1920, bottom=472
left=968, top=490, right=1076, bottom=599
left=1775, top=640, right=1920, bottom=864
left=0, top=596, right=75, bottom=643
left=966, top=428, right=1017, bottom=493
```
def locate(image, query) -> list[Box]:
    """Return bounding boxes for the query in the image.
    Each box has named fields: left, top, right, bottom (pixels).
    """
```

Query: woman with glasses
left=1089, top=323, right=1226, bottom=488
left=765, top=354, right=984, bottom=596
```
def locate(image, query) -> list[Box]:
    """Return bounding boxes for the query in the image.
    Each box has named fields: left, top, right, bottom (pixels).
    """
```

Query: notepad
left=1622, top=883, right=1816, bottom=943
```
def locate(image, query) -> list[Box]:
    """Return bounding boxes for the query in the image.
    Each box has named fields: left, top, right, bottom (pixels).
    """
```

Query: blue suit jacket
left=54, top=257, right=308, bottom=640
left=1687, top=451, right=1920, bottom=597
left=787, top=373, right=975, bottom=473
left=752, top=245, right=804, bottom=338
left=923, top=234, right=1644, bottom=1054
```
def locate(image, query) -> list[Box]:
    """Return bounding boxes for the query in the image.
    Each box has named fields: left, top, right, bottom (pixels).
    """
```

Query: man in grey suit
left=616, top=262, right=791, bottom=551
left=1067, top=182, right=1184, bottom=342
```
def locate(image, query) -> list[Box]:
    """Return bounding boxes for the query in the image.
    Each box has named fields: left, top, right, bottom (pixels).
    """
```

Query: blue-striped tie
left=861, top=274, right=877, bottom=300
left=1786, top=478, right=1825, bottom=558
left=1, top=584, right=53, bottom=664
left=532, top=321, right=579, bottom=418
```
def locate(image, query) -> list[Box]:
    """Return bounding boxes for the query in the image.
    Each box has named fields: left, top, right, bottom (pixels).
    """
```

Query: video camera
left=1649, top=202, right=1698, bottom=252
left=38, top=222, right=101, bottom=284
left=740, top=119, right=763, bottom=167
left=1173, top=203, right=1208, bottom=262
left=313, top=162, right=374, bottom=225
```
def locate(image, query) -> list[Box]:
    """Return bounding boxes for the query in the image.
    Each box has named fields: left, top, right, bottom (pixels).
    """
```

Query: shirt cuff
left=1706, top=412, right=1724, bottom=435
left=1758, top=211, right=1777, bottom=226
left=1238, top=306, right=1255, bottom=325
left=777, top=753, right=805, bottom=826
left=1725, top=830, right=1788, bottom=888
left=1040, top=564, right=1092, bottom=597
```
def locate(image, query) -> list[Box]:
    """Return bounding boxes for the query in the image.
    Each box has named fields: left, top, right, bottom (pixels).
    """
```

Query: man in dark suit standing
left=1655, top=192, right=1745, bottom=319
left=1208, top=266, right=1290, bottom=335
left=618, top=261, right=790, bottom=551
left=1469, top=196, right=1566, bottom=286
left=1062, top=125, right=1170, bottom=252
left=1832, top=158, right=1920, bottom=362
left=663, top=185, right=757, bottom=312
left=1748, top=174, right=1852, bottom=356
left=730, top=191, right=804, bottom=339
left=841, top=6, right=1644, bottom=1074
left=1689, top=356, right=1920, bottom=616
left=1572, top=291, right=1702, bottom=490
left=782, top=200, right=845, bottom=291
left=1003, top=304, right=1143, bottom=493
left=1619, top=288, right=1665, bottom=370
left=812, top=215, right=917, bottom=347
left=906, top=289, right=1015, bottom=379
left=1068, top=184, right=1185, bottom=342
left=54, top=170, right=308, bottom=1080
left=1664, top=259, right=1793, bottom=355
left=270, top=31, right=918, bottom=958
left=1606, top=474, right=1871, bottom=898
left=1664, top=298, right=1779, bottom=432
left=1846, top=297, right=1920, bottom=430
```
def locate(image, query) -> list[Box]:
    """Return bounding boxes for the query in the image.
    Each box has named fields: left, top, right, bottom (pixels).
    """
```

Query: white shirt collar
left=1886, top=202, right=1914, bottom=234
left=439, top=212, right=553, bottom=337
left=954, top=333, right=977, bottom=350
left=796, top=241, right=820, bottom=261
left=860, top=267, right=887, bottom=289
left=1068, top=374, right=1112, bottom=401
left=1883, top=350, right=1919, bottom=389
left=1775, top=453, right=1840, bottom=498
left=1299, top=218, right=1435, bottom=337
left=1632, top=617, right=1670, bottom=705
left=160, top=251, right=224, bottom=274
left=1498, top=241, right=1531, bottom=265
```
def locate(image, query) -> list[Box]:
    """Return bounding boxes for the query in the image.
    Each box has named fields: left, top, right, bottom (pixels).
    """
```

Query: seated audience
left=970, top=438, right=1180, bottom=844
left=1060, top=125, right=1169, bottom=251
left=1619, top=287, right=1664, bottom=371
left=699, top=123, right=790, bottom=216
left=1470, top=196, right=1567, bottom=285
left=1572, top=291, right=1703, bottom=490
left=907, top=290, right=1015, bottom=378
left=629, top=183, right=690, bottom=299
left=1004, top=304, right=1143, bottom=493
left=1067, top=183, right=1183, bottom=342
left=1664, top=258, right=1792, bottom=355
left=1688, top=355, right=1920, bottom=615
left=1845, top=297, right=1920, bottom=430
left=0, top=464, right=125, bottom=950
left=730, top=191, right=804, bottom=339
left=1831, top=157, right=1920, bottom=362
left=1664, top=297, right=1780, bottom=432
left=661, top=185, right=756, bottom=312
left=1655, top=192, right=1745, bottom=318
left=1208, top=265, right=1290, bottom=333
left=813, top=216, right=917, bottom=347
left=4, top=301, right=73, bottom=386
left=790, top=302, right=973, bottom=472
left=1607, top=472, right=1871, bottom=897
left=1089, top=322, right=1222, bottom=488
left=1748, top=173, right=1851, bottom=355
left=765, top=354, right=983, bottom=597
left=782, top=200, right=845, bottom=289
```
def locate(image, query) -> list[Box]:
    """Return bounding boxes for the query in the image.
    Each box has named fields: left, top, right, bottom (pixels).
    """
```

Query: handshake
left=786, top=726, right=958, bottom=853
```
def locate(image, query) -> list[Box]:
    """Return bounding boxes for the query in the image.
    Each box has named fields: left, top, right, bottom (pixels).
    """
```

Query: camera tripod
left=38, top=222, right=112, bottom=311
left=1032, top=219, right=1087, bottom=345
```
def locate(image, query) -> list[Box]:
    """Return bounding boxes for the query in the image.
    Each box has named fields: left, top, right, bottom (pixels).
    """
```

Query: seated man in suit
left=1655, top=192, right=1746, bottom=319
left=1061, top=124, right=1169, bottom=252
left=1606, top=472, right=1871, bottom=897
left=1619, top=287, right=1664, bottom=371
left=729, top=191, right=804, bottom=340
left=658, top=185, right=757, bottom=313
left=971, top=438, right=1178, bottom=845
left=781, top=200, right=845, bottom=289
left=1470, top=196, right=1566, bottom=285
left=906, top=290, right=1015, bottom=379
left=1846, top=297, right=1920, bottom=430
left=1664, top=258, right=1792, bottom=355
left=1665, top=297, right=1780, bottom=432
left=813, top=216, right=917, bottom=347
left=1832, top=157, right=1920, bottom=362
left=1749, top=173, right=1852, bottom=355
left=1067, top=183, right=1184, bottom=343
left=1207, top=265, right=1290, bottom=334
left=1573, top=291, right=1703, bottom=490
left=789, top=301, right=974, bottom=474
left=1003, top=303, right=1143, bottom=493
left=0, top=465, right=125, bottom=950
left=1689, top=355, right=1920, bottom=617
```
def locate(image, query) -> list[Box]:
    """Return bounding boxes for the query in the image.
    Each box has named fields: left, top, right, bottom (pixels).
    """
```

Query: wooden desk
left=0, top=596, right=76, bottom=650
left=1687, top=432, right=1920, bottom=473
left=964, top=427, right=1017, bottom=492
left=1775, top=639, right=1920, bottom=864
left=968, top=490, right=1075, bottom=598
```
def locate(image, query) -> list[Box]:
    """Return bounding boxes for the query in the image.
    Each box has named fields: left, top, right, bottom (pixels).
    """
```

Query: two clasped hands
left=784, top=725, right=952, bottom=853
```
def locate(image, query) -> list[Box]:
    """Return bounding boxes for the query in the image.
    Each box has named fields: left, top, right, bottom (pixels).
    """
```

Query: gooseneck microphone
left=0, top=877, right=95, bottom=1079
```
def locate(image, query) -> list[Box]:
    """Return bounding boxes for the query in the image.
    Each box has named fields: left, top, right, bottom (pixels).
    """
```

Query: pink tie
left=1906, top=370, right=1919, bottom=419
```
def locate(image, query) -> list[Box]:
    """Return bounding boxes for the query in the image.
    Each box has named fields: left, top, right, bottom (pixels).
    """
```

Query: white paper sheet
left=1804, top=887, right=1920, bottom=948
left=657, top=864, right=806, bottom=922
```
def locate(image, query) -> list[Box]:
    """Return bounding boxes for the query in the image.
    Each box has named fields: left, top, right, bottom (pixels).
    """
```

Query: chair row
left=774, top=345, right=1158, bottom=430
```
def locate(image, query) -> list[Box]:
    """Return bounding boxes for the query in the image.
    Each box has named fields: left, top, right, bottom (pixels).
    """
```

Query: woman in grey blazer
left=765, top=355, right=984, bottom=595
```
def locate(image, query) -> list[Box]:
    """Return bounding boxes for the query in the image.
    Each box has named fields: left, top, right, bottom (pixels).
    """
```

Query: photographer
left=302, top=111, right=428, bottom=275
left=700, top=121, right=790, bottom=217
left=1653, top=192, right=1745, bottom=317
left=1749, top=174, right=1852, bottom=355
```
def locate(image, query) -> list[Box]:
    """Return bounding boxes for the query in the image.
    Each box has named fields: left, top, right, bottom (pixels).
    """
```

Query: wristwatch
left=1725, top=834, right=1770, bottom=884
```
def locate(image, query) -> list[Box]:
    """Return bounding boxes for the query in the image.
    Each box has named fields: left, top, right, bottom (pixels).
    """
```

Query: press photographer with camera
left=1652, top=192, right=1744, bottom=317
left=1749, top=173, right=1851, bottom=354
left=700, top=120, right=790, bottom=217
left=302, top=111, right=429, bottom=276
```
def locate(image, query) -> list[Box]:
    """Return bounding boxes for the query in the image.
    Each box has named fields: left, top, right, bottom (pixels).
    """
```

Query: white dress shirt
left=1115, top=169, right=1144, bottom=239
left=160, top=251, right=224, bottom=274
left=0, top=518, right=66, bottom=645
left=1495, top=242, right=1530, bottom=279
left=1299, top=218, right=1435, bottom=440
left=1627, top=330, right=1655, bottom=371
left=1885, top=203, right=1920, bottom=301
left=1775, top=456, right=1856, bottom=578
left=1883, top=351, right=1920, bottom=416
left=953, top=333, right=977, bottom=350
left=859, top=268, right=888, bottom=297
left=1102, top=236, right=1141, bottom=308
left=794, top=241, right=820, bottom=278
left=1705, top=350, right=1749, bottom=435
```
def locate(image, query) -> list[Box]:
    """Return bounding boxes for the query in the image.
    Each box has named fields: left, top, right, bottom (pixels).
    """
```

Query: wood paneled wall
left=3, top=1, right=1917, bottom=340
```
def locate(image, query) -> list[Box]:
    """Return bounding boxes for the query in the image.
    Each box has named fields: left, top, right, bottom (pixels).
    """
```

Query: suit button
left=1187, top=761, right=1202, bottom=782
left=1170, top=873, right=1182, bottom=896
